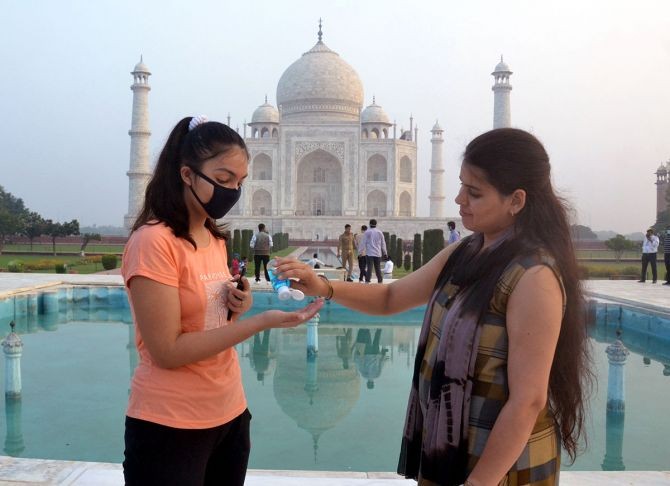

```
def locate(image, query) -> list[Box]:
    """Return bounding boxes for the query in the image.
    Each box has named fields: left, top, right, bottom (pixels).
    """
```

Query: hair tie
left=188, top=115, right=209, bottom=131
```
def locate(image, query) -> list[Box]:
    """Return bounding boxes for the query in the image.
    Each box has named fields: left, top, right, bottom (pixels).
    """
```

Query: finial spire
left=500, top=54, right=503, bottom=62
left=265, top=94, right=268, bottom=104
left=318, top=18, right=323, bottom=42
left=372, top=95, right=375, bottom=104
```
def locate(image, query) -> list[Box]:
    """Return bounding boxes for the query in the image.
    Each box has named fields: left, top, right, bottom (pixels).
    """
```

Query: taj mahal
left=124, top=23, right=514, bottom=240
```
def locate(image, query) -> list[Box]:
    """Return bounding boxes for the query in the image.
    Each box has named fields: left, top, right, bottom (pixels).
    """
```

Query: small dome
left=432, top=120, right=443, bottom=131
left=361, top=99, right=390, bottom=124
left=133, top=57, right=150, bottom=74
left=251, top=100, right=279, bottom=124
left=658, top=164, right=668, bottom=173
left=493, top=56, right=511, bottom=73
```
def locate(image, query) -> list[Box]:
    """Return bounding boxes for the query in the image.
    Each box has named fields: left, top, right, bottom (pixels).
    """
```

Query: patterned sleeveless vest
left=419, top=252, right=566, bottom=486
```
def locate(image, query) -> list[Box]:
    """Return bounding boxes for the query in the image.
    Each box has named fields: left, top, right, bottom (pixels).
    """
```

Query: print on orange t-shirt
left=121, top=223, right=247, bottom=429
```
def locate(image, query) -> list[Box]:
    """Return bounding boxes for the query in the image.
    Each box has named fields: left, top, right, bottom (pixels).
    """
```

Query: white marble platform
left=0, top=456, right=668, bottom=485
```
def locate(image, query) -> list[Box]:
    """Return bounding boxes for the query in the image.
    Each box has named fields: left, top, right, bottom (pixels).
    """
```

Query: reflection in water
left=602, top=335, right=629, bottom=471
left=273, top=327, right=361, bottom=463
left=2, top=292, right=670, bottom=471
left=249, top=329, right=275, bottom=383
left=587, top=302, right=670, bottom=471
left=352, top=329, right=389, bottom=390
left=3, top=397, right=24, bottom=456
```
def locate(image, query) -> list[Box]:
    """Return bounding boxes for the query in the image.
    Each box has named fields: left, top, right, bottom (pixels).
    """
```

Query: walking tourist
left=337, top=223, right=356, bottom=281
left=273, top=128, right=590, bottom=486
left=250, top=223, right=272, bottom=283
left=121, top=115, right=322, bottom=486
left=362, top=219, right=387, bottom=283
left=355, top=225, right=368, bottom=282
left=639, top=228, right=659, bottom=283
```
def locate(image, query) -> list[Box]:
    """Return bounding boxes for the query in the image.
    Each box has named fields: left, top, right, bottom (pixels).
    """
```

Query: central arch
left=296, top=149, right=342, bottom=216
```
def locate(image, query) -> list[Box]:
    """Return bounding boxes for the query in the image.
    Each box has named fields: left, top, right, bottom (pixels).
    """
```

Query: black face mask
left=189, top=169, right=241, bottom=219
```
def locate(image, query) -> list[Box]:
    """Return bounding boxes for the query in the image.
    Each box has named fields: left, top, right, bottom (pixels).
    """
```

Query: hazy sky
left=2, top=0, right=669, bottom=234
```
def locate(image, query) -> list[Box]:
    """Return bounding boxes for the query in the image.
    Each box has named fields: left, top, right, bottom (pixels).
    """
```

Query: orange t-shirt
left=121, top=223, right=247, bottom=429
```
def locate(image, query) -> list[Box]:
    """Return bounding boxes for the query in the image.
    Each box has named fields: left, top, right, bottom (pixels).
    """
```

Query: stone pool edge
left=0, top=456, right=669, bottom=485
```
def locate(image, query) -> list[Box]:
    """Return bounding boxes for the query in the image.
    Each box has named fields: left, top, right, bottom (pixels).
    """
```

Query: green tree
left=22, top=211, right=46, bottom=251
left=233, top=229, right=242, bottom=257
left=395, top=238, right=403, bottom=266
left=45, top=219, right=80, bottom=256
left=604, top=234, right=638, bottom=262
left=80, top=232, right=102, bottom=255
left=423, top=229, right=445, bottom=264
left=412, top=233, right=422, bottom=271
left=0, top=208, right=21, bottom=254
left=570, top=224, right=598, bottom=240
left=0, top=186, right=28, bottom=254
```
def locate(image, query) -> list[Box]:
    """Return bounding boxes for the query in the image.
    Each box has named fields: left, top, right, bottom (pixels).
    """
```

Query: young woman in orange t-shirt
left=121, top=116, right=323, bottom=486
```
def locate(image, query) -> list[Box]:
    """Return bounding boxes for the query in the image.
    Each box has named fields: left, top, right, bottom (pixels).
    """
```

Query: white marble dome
left=276, top=40, right=364, bottom=120
left=133, top=58, right=150, bottom=73
left=251, top=101, right=279, bottom=124
left=361, top=99, right=390, bottom=125
left=493, top=58, right=511, bottom=73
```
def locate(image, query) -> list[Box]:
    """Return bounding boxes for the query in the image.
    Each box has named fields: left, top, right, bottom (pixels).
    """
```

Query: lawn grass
left=245, top=247, right=297, bottom=277
left=3, top=243, right=123, bottom=254
left=0, top=254, right=106, bottom=274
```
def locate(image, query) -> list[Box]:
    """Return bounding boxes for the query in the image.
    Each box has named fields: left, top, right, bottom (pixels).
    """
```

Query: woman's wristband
left=316, top=274, right=333, bottom=300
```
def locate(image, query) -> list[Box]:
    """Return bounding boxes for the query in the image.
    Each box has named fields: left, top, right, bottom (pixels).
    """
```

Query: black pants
left=123, top=410, right=251, bottom=486
left=358, top=255, right=367, bottom=282
left=641, top=253, right=658, bottom=282
left=254, top=254, right=270, bottom=281
left=665, top=253, right=670, bottom=283
left=366, top=256, right=383, bottom=283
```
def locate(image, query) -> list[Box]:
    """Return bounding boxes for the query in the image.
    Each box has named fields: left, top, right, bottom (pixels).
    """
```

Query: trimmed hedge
left=101, top=254, right=118, bottom=270
left=413, top=233, right=422, bottom=271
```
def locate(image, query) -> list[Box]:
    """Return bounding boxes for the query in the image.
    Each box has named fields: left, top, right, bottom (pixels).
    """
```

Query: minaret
left=429, top=121, right=446, bottom=218
left=655, top=161, right=668, bottom=218
left=492, top=55, right=513, bottom=129
left=124, top=57, right=152, bottom=231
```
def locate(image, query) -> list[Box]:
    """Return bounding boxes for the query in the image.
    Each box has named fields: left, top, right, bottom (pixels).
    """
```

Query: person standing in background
left=447, top=221, right=461, bottom=244
left=338, top=224, right=356, bottom=282
left=639, top=228, right=659, bottom=283
left=250, top=223, right=272, bottom=283
left=355, top=225, right=368, bottom=283
left=362, top=219, right=387, bottom=284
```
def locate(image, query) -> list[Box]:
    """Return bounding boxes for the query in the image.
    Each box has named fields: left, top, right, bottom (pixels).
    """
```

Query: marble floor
left=0, top=456, right=669, bottom=485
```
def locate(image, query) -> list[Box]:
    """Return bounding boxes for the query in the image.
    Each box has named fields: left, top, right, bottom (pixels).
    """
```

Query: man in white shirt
left=639, top=228, right=660, bottom=283
left=307, top=253, right=326, bottom=269
left=382, top=256, right=394, bottom=280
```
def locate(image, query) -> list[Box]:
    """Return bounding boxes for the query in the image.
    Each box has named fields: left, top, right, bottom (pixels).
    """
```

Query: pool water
left=0, top=290, right=669, bottom=471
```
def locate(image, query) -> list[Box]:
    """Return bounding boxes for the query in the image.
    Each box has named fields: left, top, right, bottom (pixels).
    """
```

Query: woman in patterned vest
left=277, top=128, right=591, bottom=485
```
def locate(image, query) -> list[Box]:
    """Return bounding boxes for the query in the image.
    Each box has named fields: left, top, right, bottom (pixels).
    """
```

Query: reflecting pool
left=0, top=289, right=668, bottom=471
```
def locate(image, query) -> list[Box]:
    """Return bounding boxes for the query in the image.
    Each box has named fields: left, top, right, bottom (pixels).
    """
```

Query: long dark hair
left=132, top=117, right=248, bottom=248
left=452, top=128, right=592, bottom=462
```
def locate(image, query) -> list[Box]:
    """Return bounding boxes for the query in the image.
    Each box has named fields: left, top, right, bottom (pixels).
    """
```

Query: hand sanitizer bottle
left=267, top=260, right=305, bottom=301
